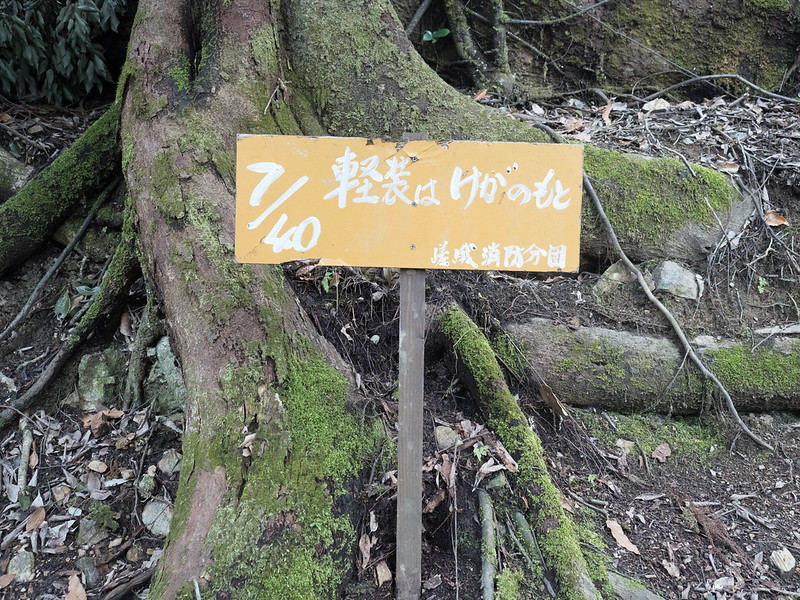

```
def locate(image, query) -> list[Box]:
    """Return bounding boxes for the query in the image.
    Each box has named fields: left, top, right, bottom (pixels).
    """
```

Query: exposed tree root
left=123, top=290, right=165, bottom=410
left=530, top=121, right=774, bottom=452
left=0, top=188, right=140, bottom=432
left=0, top=103, right=121, bottom=276
left=435, top=303, right=604, bottom=600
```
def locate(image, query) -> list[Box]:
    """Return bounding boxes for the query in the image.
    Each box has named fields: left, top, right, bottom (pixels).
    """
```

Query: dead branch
left=644, top=73, right=800, bottom=104
left=405, top=0, right=433, bottom=36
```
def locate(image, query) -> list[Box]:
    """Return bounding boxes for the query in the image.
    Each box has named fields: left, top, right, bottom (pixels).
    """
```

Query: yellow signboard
left=236, top=136, right=583, bottom=271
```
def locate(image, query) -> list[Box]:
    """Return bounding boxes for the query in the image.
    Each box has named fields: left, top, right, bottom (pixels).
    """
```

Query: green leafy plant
left=757, top=276, right=769, bottom=294
left=472, top=444, right=490, bottom=462
left=422, top=28, right=450, bottom=43
left=0, top=0, right=130, bottom=105
left=320, top=270, right=333, bottom=293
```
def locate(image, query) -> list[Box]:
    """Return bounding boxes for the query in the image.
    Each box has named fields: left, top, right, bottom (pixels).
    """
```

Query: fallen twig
left=478, top=489, right=497, bottom=600
left=404, top=0, right=432, bottom=36
left=530, top=121, right=774, bottom=452
left=644, top=73, right=800, bottom=104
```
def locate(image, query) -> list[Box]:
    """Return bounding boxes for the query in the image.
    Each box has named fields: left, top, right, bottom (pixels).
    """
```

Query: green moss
left=151, top=151, right=185, bottom=219
left=708, top=344, right=800, bottom=398
left=490, top=331, right=528, bottom=380
left=437, top=305, right=599, bottom=600
left=587, top=412, right=724, bottom=460
left=746, top=0, right=791, bottom=11
left=179, top=112, right=235, bottom=188
left=88, top=501, right=119, bottom=531
left=585, top=146, right=735, bottom=251
left=169, top=54, right=192, bottom=91
left=190, top=351, right=384, bottom=600
left=596, top=0, right=797, bottom=92
left=0, top=102, right=120, bottom=273
left=496, top=568, right=524, bottom=600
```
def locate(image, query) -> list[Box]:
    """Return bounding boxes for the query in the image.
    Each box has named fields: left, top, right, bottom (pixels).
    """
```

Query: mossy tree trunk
left=114, top=1, right=747, bottom=598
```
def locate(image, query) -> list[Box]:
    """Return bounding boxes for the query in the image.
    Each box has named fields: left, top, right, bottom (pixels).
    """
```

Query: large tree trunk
left=117, top=1, right=747, bottom=598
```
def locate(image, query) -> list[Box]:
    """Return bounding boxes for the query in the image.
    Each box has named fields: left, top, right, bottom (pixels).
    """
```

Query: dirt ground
left=0, top=90, right=798, bottom=600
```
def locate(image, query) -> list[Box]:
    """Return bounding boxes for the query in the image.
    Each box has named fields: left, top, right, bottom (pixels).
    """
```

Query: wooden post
left=396, top=267, right=425, bottom=600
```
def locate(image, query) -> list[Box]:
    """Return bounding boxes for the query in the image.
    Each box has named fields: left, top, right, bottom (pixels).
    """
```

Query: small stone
left=8, top=550, right=35, bottom=583
left=593, top=260, right=636, bottom=299
left=770, top=547, right=796, bottom=574
left=652, top=261, right=701, bottom=300
left=434, top=426, right=459, bottom=450
left=138, top=474, right=158, bottom=498
left=74, top=556, right=100, bottom=587
left=27, top=124, right=43, bottom=135
left=75, top=519, right=108, bottom=547
left=76, top=349, right=126, bottom=411
left=142, top=500, right=173, bottom=537
left=157, top=449, right=182, bottom=477
left=126, top=546, right=146, bottom=562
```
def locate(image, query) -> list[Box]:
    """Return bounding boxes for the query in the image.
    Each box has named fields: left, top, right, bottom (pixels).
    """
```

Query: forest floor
left=0, top=90, right=798, bottom=600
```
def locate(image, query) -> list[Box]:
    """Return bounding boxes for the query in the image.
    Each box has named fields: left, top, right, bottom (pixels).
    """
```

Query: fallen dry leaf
left=662, top=559, right=681, bottom=577
left=29, top=445, right=38, bottom=469
left=81, top=408, right=123, bottom=436
left=642, top=98, right=670, bottom=112
left=359, top=533, right=372, bottom=570
left=764, top=210, right=788, bottom=227
left=0, top=574, right=14, bottom=588
left=26, top=507, right=46, bottom=532
left=423, top=488, right=446, bottom=514
left=375, top=560, right=392, bottom=587
left=563, top=118, right=584, bottom=133
left=716, top=161, right=740, bottom=174
left=65, top=574, right=87, bottom=600
left=539, top=382, right=568, bottom=421
left=87, top=460, right=108, bottom=473
left=423, top=573, right=442, bottom=590
left=651, top=443, right=672, bottom=463
left=606, top=519, right=640, bottom=554
left=601, top=99, right=613, bottom=126
left=473, top=88, right=491, bottom=102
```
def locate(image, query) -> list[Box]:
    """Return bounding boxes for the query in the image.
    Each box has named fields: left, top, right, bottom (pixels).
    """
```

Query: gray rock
left=142, top=500, right=173, bottom=537
left=144, top=336, right=187, bottom=416
left=608, top=572, right=666, bottom=600
left=74, top=555, right=100, bottom=587
left=594, top=260, right=636, bottom=299
left=434, top=425, right=460, bottom=450
left=0, top=147, right=33, bottom=201
left=770, top=547, right=796, bottom=574
left=75, top=518, right=109, bottom=546
left=138, top=474, right=158, bottom=498
left=75, top=349, right=126, bottom=411
left=158, top=449, right=183, bottom=477
left=7, top=550, right=35, bottom=583
left=652, top=260, right=702, bottom=300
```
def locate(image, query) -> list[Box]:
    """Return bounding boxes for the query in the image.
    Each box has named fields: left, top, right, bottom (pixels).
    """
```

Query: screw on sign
left=236, top=134, right=583, bottom=600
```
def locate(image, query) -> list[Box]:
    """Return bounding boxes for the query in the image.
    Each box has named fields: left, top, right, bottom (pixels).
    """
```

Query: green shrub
left=0, top=0, right=130, bottom=105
